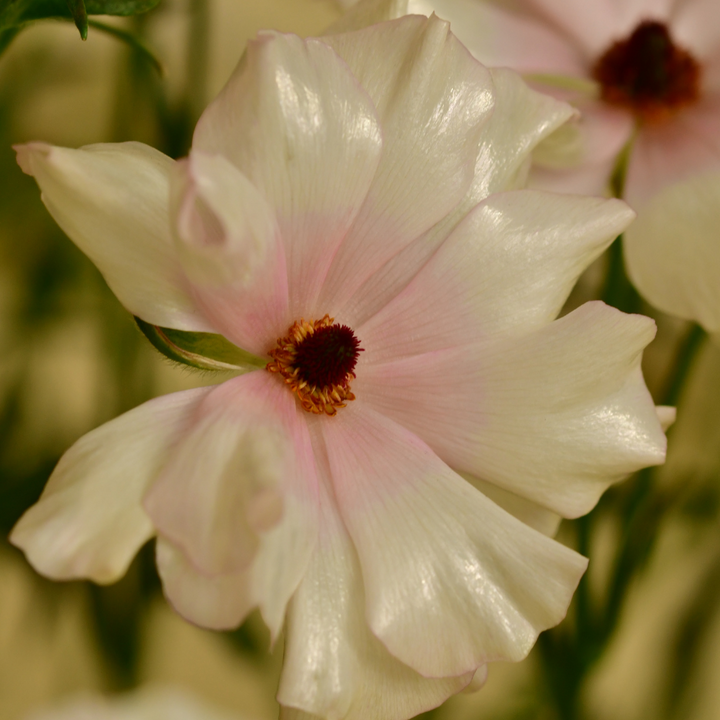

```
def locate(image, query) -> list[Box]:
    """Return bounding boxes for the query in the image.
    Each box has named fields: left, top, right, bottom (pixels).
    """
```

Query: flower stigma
left=593, top=20, right=701, bottom=123
left=266, top=315, right=363, bottom=416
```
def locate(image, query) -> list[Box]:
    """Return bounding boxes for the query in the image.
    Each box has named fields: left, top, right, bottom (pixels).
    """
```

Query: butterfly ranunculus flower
left=12, top=13, right=667, bottom=720
left=358, top=0, right=720, bottom=335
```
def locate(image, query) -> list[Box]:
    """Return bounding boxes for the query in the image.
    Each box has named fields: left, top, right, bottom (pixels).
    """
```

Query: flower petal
left=321, top=404, right=587, bottom=678
left=625, top=96, right=720, bottom=207
left=335, top=67, right=578, bottom=327
left=146, top=373, right=318, bottom=638
left=656, top=405, right=677, bottom=431
left=624, top=171, right=720, bottom=332
left=192, top=31, right=382, bottom=317
left=356, top=191, right=633, bottom=362
left=316, top=14, right=495, bottom=311
left=278, top=449, right=472, bottom=719
left=460, top=473, right=562, bottom=537
left=155, top=536, right=253, bottom=631
left=672, top=0, right=720, bottom=57
left=10, top=388, right=211, bottom=584
left=169, top=151, right=289, bottom=354
left=144, top=372, right=318, bottom=591
left=158, top=469, right=319, bottom=639
left=359, top=302, right=666, bottom=518
left=14, top=142, right=211, bottom=332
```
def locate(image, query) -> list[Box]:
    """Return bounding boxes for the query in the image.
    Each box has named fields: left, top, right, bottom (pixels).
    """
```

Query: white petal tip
left=9, top=528, right=126, bottom=585
left=14, top=142, right=51, bottom=176
left=656, top=405, right=676, bottom=432
left=607, top=196, right=636, bottom=225
left=461, top=665, right=489, bottom=694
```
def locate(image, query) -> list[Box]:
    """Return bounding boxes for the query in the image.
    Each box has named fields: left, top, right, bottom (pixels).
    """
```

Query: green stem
left=600, top=235, right=641, bottom=314
left=573, top=515, right=594, bottom=650
left=661, top=322, right=706, bottom=407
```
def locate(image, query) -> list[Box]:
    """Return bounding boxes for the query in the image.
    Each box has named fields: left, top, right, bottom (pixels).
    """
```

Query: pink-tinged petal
left=278, top=449, right=473, bottom=720
left=316, top=15, right=495, bottom=311
left=153, top=374, right=319, bottom=639
left=700, top=50, right=720, bottom=95
left=625, top=96, right=720, bottom=207
left=14, top=142, right=211, bottom=332
left=156, top=536, right=253, bottom=631
left=169, top=151, right=289, bottom=354
left=159, top=477, right=320, bottom=639
left=408, top=0, right=587, bottom=73
left=359, top=302, right=666, bottom=518
left=326, top=0, right=409, bottom=33
left=10, top=388, right=211, bottom=584
left=672, top=0, right=720, bottom=57
left=356, top=191, right=633, bottom=363
left=337, top=67, right=578, bottom=327
left=144, top=373, right=318, bottom=593
left=321, top=404, right=587, bottom=678
left=625, top=172, right=720, bottom=333
left=192, top=32, right=382, bottom=318
left=460, top=473, right=562, bottom=537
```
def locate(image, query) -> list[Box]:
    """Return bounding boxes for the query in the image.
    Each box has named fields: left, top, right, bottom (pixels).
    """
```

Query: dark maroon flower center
left=593, top=20, right=700, bottom=122
left=293, top=323, right=362, bottom=389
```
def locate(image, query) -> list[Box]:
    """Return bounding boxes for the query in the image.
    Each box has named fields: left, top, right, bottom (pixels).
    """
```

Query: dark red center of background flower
left=293, top=323, right=362, bottom=389
left=593, top=20, right=700, bottom=122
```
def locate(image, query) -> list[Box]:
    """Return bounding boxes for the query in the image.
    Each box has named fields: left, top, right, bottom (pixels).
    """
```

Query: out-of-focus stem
left=661, top=322, right=706, bottom=407
left=185, top=0, right=210, bottom=126
left=601, top=322, right=706, bottom=641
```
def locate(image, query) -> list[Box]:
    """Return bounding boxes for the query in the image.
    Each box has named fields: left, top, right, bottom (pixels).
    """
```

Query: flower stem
left=661, top=322, right=706, bottom=407
left=600, top=235, right=641, bottom=314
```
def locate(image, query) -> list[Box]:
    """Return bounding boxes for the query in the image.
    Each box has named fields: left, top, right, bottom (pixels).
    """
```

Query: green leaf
left=84, top=0, right=159, bottom=15
left=0, top=24, right=20, bottom=53
left=135, top=318, right=267, bottom=373
left=65, top=0, right=87, bottom=39
left=0, top=0, right=161, bottom=35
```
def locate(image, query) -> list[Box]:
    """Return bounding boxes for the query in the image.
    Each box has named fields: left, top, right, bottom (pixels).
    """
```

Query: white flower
left=12, top=14, right=666, bottom=719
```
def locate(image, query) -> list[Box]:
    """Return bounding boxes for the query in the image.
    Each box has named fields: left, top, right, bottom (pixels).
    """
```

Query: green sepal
left=84, top=0, right=159, bottom=13
left=0, top=0, right=161, bottom=37
left=65, top=0, right=87, bottom=39
left=135, top=317, right=267, bottom=373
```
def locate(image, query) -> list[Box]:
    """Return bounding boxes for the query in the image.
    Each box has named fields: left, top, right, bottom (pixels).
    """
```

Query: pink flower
left=11, top=14, right=666, bottom=719
left=379, top=0, right=720, bottom=333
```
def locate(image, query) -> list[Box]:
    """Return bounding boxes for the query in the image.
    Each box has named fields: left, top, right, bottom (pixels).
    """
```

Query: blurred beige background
left=2, top=2, right=720, bottom=719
